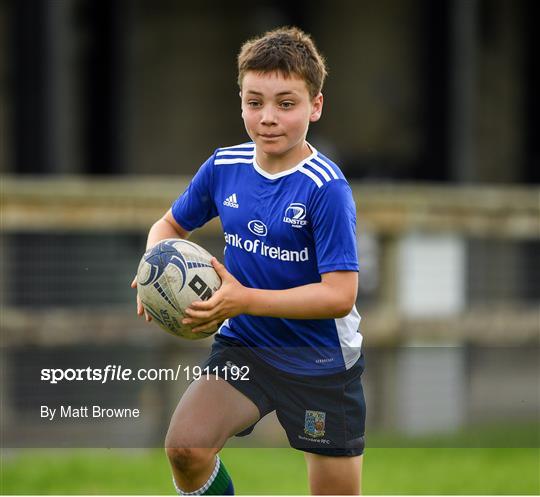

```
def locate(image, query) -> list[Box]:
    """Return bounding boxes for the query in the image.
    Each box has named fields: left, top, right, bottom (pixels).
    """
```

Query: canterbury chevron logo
left=223, top=193, right=239, bottom=208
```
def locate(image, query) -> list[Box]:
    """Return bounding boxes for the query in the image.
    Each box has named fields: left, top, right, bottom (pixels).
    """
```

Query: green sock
left=173, top=455, right=234, bottom=495
left=203, top=456, right=234, bottom=495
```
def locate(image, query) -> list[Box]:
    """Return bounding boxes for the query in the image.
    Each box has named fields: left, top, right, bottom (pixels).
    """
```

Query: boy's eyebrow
left=245, top=90, right=298, bottom=96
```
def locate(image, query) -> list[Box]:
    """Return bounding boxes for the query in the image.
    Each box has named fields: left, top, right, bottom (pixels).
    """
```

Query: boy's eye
left=280, top=101, right=295, bottom=109
left=247, top=101, right=261, bottom=107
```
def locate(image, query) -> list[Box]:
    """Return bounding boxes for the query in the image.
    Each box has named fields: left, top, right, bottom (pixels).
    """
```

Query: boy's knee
left=165, top=446, right=216, bottom=473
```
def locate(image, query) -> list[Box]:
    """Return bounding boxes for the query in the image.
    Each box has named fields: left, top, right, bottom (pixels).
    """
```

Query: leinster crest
left=304, top=410, right=326, bottom=438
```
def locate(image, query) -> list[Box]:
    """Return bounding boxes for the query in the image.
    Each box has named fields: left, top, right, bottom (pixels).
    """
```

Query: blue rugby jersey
left=171, top=142, right=362, bottom=375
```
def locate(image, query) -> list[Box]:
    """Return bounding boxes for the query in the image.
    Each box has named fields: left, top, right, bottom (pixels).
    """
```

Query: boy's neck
left=256, top=141, right=312, bottom=175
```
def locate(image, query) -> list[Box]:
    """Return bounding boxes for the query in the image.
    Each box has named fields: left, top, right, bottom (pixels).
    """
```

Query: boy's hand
left=130, top=275, right=152, bottom=322
left=183, top=258, right=248, bottom=334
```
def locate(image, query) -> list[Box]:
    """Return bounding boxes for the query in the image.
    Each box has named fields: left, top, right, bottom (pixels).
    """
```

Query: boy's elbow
left=333, top=296, right=356, bottom=318
left=321, top=273, right=358, bottom=318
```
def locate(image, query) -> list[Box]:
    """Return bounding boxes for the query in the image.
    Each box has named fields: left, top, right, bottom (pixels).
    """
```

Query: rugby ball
left=136, top=239, right=222, bottom=340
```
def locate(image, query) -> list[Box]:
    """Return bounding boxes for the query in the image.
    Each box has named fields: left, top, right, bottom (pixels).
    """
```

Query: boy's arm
left=245, top=269, right=357, bottom=319
left=184, top=258, right=358, bottom=333
left=145, top=209, right=190, bottom=248
left=131, top=209, right=190, bottom=320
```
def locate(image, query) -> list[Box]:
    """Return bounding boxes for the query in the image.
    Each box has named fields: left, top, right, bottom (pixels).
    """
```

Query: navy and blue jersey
left=171, top=142, right=363, bottom=375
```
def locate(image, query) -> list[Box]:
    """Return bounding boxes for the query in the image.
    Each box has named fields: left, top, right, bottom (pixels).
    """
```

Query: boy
left=132, top=27, right=366, bottom=495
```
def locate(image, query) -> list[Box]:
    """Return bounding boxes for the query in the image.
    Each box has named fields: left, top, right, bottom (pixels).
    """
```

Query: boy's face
left=240, top=71, right=323, bottom=159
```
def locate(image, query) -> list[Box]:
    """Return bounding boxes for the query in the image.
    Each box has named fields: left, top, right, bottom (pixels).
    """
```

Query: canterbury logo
left=223, top=193, right=239, bottom=208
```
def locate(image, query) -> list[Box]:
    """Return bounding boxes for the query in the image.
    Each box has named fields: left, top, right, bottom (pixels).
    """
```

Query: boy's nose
left=260, top=107, right=277, bottom=125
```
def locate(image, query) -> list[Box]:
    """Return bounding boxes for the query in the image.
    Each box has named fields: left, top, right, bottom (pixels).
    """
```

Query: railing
left=2, top=177, right=538, bottom=236
left=1, top=176, right=539, bottom=345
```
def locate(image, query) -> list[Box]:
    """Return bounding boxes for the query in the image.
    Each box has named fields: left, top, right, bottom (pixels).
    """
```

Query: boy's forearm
left=244, top=282, right=353, bottom=320
left=146, top=218, right=188, bottom=249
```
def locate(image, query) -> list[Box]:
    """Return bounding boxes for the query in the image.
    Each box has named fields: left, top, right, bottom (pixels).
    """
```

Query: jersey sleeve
left=171, top=153, right=218, bottom=231
left=310, top=179, right=359, bottom=274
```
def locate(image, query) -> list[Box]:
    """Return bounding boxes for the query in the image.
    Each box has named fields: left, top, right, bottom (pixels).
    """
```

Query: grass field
left=1, top=446, right=539, bottom=495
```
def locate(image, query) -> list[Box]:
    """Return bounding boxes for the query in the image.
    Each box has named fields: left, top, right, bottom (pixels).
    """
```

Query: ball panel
left=136, top=239, right=222, bottom=340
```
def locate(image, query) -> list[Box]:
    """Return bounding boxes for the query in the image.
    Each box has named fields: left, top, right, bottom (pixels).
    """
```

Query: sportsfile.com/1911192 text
left=40, top=364, right=250, bottom=384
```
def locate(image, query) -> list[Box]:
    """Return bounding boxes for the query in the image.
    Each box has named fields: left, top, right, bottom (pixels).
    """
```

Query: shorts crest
left=304, top=410, right=326, bottom=438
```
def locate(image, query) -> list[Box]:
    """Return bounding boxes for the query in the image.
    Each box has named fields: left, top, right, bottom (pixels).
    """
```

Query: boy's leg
left=304, top=453, right=363, bottom=495
left=274, top=353, right=367, bottom=495
left=165, top=375, right=260, bottom=493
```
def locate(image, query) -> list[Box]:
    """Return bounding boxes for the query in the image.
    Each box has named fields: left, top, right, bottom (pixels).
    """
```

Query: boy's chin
left=256, top=141, right=286, bottom=155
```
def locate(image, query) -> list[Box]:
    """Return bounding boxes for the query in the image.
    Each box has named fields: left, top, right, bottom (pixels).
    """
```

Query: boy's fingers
left=188, top=308, right=214, bottom=320
left=192, top=319, right=219, bottom=334
left=136, top=296, right=150, bottom=321
left=211, top=258, right=228, bottom=279
left=190, top=289, right=222, bottom=310
left=189, top=299, right=213, bottom=311
left=130, top=276, right=137, bottom=288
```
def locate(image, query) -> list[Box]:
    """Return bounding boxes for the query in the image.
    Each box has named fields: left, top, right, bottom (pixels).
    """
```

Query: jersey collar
left=252, top=142, right=318, bottom=180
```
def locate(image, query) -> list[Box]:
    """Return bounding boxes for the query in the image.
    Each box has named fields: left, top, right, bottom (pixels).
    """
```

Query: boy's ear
left=310, top=93, right=323, bottom=122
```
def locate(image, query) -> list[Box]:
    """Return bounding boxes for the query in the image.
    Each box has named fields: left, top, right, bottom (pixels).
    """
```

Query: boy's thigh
left=304, top=452, right=363, bottom=495
left=165, top=375, right=260, bottom=449
left=198, top=336, right=275, bottom=437
left=275, top=357, right=366, bottom=456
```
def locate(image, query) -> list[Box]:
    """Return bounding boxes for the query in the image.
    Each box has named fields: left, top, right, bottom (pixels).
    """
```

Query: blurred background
left=1, top=0, right=539, bottom=494
left=2, top=0, right=539, bottom=180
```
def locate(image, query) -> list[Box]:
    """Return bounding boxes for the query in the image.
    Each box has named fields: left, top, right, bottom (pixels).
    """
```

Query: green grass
left=1, top=447, right=539, bottom=495
left=367, top=420, right=540, bottom=449
left=364, top=448, right=539, bottom=495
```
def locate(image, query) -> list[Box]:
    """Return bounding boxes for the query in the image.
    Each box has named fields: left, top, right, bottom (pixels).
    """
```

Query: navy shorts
left=202, top=335, right=366, bottom=457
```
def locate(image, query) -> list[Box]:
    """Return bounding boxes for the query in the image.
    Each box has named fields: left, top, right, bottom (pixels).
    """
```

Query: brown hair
left=237, top=26, right=327, bottom=99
